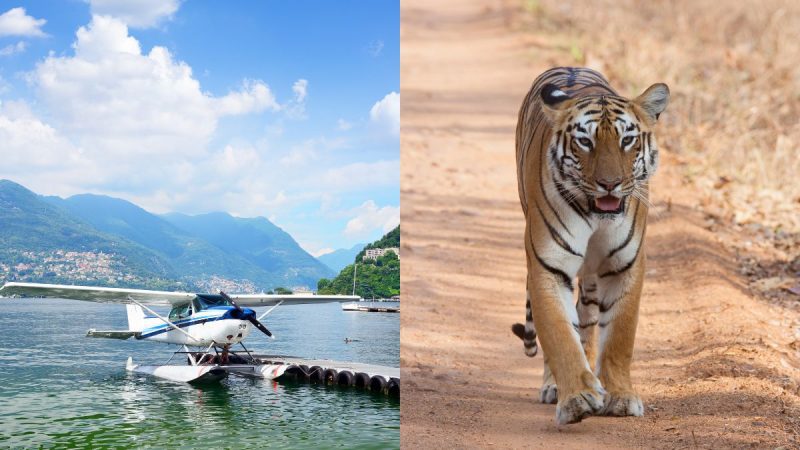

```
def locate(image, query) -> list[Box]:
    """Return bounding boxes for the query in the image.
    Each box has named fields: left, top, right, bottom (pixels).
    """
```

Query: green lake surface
left=0, top=298, right=399, bottom=449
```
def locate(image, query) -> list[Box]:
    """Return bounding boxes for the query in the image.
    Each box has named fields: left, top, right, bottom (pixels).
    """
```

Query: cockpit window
left=192, top=295, right=232, bottom=312
left=168, top=303, right=192, bottom=321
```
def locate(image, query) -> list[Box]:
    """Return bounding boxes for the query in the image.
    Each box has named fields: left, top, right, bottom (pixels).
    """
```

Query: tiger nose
left=596, top=177, right=622, bottom=192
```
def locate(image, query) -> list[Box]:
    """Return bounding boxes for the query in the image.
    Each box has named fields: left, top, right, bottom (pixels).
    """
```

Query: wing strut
left=127, top=296, right=200, bottom=344
left=257, top=300, right=284, bottom=321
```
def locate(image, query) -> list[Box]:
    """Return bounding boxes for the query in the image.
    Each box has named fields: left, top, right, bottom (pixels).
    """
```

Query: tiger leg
left=595, top=256, right=644, bottom=417
left=539, top=278, right=599, bottom=404
left=577, top=276, right=600, bottom=371
left=528, top=270, right=605, bottom=425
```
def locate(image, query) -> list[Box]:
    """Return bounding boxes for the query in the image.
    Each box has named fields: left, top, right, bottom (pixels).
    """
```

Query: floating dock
left=128, top=353, right=400, bottom=396
left=254, top=354, right=400, bottom=396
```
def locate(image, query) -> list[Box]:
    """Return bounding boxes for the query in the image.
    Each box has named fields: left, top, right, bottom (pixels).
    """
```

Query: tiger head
left=540, top=82, right=669, bottom=216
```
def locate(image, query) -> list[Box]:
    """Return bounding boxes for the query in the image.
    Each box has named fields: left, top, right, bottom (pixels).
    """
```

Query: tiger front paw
left=600, top=391, right=644, bottom=417
left=555, top=388, right=605, bottom=425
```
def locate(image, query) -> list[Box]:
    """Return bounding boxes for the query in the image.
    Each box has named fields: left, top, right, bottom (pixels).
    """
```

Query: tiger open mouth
left=591, top=195, right=625, bottom=214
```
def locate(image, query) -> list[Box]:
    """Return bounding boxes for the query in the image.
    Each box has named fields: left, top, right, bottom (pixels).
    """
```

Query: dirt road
left=400, top=1, right=800, bottom=448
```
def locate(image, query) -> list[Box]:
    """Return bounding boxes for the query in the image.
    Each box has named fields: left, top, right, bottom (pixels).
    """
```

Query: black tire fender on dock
left=354, top=372, right=370, bottom=389
left=291, top=364, right=310, bottom=381
left=337, top=371, right=354, bottom=386
left=309, top=366, right=324, bottom=383
left=387, top=377, right=400, bottom=397
left=323, top=368, right=338, bottom=384
left=284, top=365, right=303, bottom=381
left=369, top=375, right=387, bottom=393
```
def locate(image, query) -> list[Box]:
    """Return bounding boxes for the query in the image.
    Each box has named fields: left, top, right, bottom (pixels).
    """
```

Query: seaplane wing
left=0, top=282, right=195, bottom=306
left=228, top=293, right=361, bottom=307
left=0, top=282, right=360, bottom=307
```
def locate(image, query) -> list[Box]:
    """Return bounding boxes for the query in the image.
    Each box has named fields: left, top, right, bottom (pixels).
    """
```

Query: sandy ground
left=399, top=1, right=800, bottom=448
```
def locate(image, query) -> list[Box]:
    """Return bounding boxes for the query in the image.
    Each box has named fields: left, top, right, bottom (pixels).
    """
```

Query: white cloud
left=293, top=79, right=307, bottom=103
left=337, top=118, right=352, bottom=131
left=86, top=0, right=181, bottom=29
left=0, top=100, right=82, bottom=168
left=215, top=79, right=280, bottom=116
left=281, top=145, right=316, bottom=166
left=369, top=91, right=399, bottom=136
left=0, top=100, right=98, bottom=197
left=212, top=144, right=262, bottom=176
left=30, top=15, right=283, bottom=169
left=0, top=7, right=46, bottom=37
left=344, top=200, right=399, bottom=239
left=285, top=78, right=308, bottom=119
left=0, top=41, right=27, bottom=56
left=32, top=16, right=213, bottom=162
left=311, top=248, right=334, bottom=257
left=319, top=160, right=399, bottom=191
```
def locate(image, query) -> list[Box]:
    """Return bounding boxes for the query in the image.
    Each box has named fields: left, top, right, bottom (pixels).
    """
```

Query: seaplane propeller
left=219, top=291, right=273, bottom=338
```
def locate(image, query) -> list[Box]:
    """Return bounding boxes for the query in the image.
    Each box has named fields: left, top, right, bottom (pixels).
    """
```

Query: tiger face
left=541, top=83, right=669, bottom=216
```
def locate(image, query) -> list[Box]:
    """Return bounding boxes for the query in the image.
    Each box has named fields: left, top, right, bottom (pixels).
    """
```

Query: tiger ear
left=540, top=83, right=571, bottom=123
left=634, top=83, right=670, bottom=122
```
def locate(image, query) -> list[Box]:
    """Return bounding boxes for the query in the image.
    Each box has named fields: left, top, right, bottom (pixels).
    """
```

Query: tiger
left=511, top=67, right=669, bottom=425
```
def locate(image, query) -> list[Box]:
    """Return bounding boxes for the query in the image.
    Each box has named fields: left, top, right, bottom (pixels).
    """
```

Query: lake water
left=0, top=299, right=399, bottom=448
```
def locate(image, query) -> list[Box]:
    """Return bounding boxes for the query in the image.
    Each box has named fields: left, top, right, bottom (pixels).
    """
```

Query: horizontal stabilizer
left=86, top=329, right=140, bottom=340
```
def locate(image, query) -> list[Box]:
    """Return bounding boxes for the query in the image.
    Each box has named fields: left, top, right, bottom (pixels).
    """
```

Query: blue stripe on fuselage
left=138, top=314, right=225, bottom=340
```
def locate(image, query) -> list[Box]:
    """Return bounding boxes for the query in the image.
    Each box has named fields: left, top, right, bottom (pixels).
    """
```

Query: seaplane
left=0, top=282, right=363, bottom=383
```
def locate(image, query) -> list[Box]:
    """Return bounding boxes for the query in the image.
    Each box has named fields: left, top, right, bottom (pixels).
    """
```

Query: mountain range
left=0, top=179, right=335, bottom=292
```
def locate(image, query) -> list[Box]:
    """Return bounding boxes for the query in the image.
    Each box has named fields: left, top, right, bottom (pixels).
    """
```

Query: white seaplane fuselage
left=105, top=293, right=267, bottom=347
left=133, top=305, right=255, bottom=346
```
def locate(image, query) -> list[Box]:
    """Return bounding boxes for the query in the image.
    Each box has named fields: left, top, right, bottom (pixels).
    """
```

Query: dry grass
left=519, top=0, right=800, bottom=232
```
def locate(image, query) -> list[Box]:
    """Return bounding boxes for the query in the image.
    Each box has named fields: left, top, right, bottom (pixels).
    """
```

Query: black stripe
left=599, top=234, right=643, bottom=278
left=571, top=83, right=616, bottom=95
left=523, top=329, right=536, bottom=340
left=580, top=296, right=599, bottom=306
left=531, top=243, right=574, bottom=291
left=536, top=205, right=583, bottom=257
left=599, top=298, right=618, bottom=313
left=608, top=199, right=639, bottom=258
left=537, top=130, right=573, bottom=236
left=555, top=179, right=592, bottom=227
left=566, top=67, right=577, bottom=87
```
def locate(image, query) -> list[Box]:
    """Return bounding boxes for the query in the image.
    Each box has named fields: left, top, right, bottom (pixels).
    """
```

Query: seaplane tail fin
left=126, top=304, right=147, bottom=331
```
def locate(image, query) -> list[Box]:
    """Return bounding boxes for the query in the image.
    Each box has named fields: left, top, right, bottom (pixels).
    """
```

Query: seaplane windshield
left=192, top=294, right=232, bottom=312
left=168, top=303, right=192, bottom=321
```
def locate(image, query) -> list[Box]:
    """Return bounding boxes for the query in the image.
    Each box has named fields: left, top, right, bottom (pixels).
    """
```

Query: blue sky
left=0, top=1, right=399, bottom=256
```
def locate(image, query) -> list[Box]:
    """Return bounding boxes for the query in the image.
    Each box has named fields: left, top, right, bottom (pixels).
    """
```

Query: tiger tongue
left=595, top=195, right=622, bottom=212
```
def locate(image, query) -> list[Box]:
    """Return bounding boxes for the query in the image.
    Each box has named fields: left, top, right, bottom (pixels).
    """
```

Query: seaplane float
left=0, top=282, right=400, bottom=393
